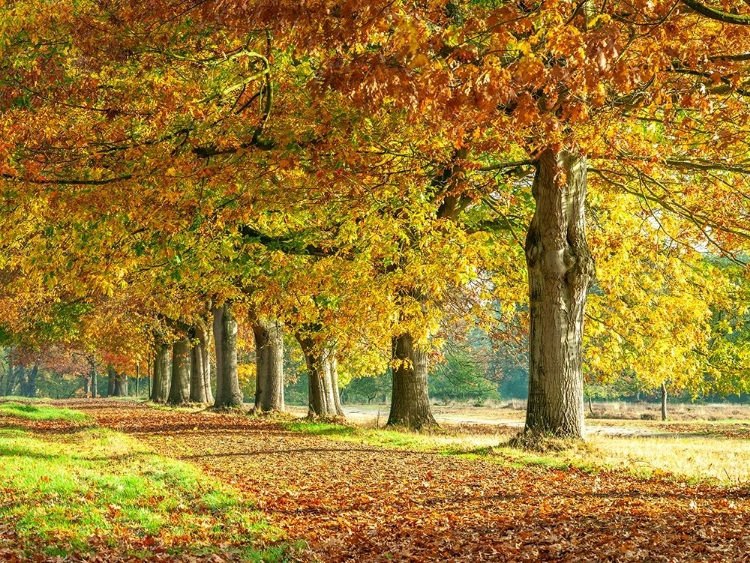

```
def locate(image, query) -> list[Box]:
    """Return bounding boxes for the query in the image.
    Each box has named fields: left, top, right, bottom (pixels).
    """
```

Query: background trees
left=0, top=0, right=748, bottom=437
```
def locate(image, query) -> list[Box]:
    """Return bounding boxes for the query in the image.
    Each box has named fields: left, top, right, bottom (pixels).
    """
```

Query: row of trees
left=1, top=0, right=749, bottom=437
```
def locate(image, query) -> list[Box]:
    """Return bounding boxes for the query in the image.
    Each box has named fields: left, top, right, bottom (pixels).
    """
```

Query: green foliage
left=429, top=351, right=500, bottom=404
left=341, top=372, right=391, bottom=404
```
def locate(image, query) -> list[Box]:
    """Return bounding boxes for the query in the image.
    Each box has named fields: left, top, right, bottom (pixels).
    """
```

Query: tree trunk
left=135, top=364, right=139, bottom=397
left=107, top=365, right=116, bottom=397
left=253, top=319, right=285, bottom=412
left=150, top=343, right=171, bottom=403
left=201, top=324, right=214, bottom=403
left=387, top=333, right=436, bottom=429
left=91, top=361, right=98, bottom=398
left=329, top=353, right=344, bottom=416
left=112, top=371, right=127, bottom=397
left=168, top=337, right=192, bottom=405
left=17, top=365, right=26, bottom=397
left=298, top=335, right=342, bottom=418
left=213, top=303, right=243, bottom=408
left=83, top=375, right=91, bottom=396
left=661, top=382, right=668, bottom=421
left=26, top=365, right=38, bottom=398
left=190, top=325, right=212, bottom=403
left=524, top=148, right=594, bottom=439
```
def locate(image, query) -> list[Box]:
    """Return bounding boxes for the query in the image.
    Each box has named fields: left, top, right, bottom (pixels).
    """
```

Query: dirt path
left=68, top=400, right=750, bottom=562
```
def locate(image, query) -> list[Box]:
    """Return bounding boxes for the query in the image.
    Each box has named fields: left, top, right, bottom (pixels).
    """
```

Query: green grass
left=0, top=407, right=296, bottom=561
left=0, top=402, right=92, bottom=422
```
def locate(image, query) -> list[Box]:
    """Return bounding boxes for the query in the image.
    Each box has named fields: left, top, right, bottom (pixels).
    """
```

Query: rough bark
left=91, top=362, right=98, bottom=398
left=25, top=365, right=38, bottom=398
left=387, top=333, right=436, bottom=429
left=189, top=325, right=212, bottom=403
left=524, top=148, right=595, bottom=439
left=150, top=343, right=171, bottom=403
left=168, top=337, right=192, bottom=405
left=113, top=371, right=128, bottom=397
left=201, top=324, right=214, bottom=403
left=298, top=335, right=343, bottom=418
left=107, top=365, right=116, bottom=397
left=329, top=353, right=344, bottom=415
left=661, top=382, right=668, bottom=421
left=253, top=319, right=285, bottom=412
left=213, top=303, right=243, bottom=408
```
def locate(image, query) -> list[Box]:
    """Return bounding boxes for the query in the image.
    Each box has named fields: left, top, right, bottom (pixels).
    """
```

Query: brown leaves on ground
left=65, top=401, right=750, bottom=562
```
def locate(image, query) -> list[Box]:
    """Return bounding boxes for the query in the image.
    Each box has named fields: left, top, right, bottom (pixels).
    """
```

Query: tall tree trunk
left=150, top=343, right=171, bottom=403
left=91, top=361, right=98, bottom=398
left=387, top=333, right=436, bottom=429
left=661, top=382, right=668, bottom=421
left=253, top=319, right=285, bottom=412
left=297, top=335, right=342, bottom=418
left=135, top=364, right=139, bottom=398
left=112, top=370, right=127, bottom=397
left=168, top=337, right=192, bottom=405
left=202, top=327, right=213, bottom=404
left=213, top=303, right=243, bottom=408
left=107, top=365, right=116, bottom=397
left=26, top=364, right=38, bottom=398
left=329, top=353, right=344, bottom=416
left=190, top=325, right=211, bottom=403
left=83, top=375, right=91, bottom=396
left=16, top=365, right=26, bottom=397
left=524, top=148, right=594, bottom=439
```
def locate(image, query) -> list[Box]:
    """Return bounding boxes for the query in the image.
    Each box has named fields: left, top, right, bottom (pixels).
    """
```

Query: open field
left=2, top=398, right=749, bottom=562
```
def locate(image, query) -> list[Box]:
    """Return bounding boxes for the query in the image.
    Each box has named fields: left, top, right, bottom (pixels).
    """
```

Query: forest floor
left=2, top=399, right=750, bottom=562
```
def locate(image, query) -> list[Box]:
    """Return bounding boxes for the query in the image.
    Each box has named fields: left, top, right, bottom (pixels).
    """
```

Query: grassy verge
left=284, top=419, right=750, bottom=485
left=0, top=406, right=296, bottom=561
left=0, top=401, right=93, bottom=423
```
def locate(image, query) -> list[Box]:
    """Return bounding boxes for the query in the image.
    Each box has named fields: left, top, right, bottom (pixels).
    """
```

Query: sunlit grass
left=586, top=434, right=750, bottom=484
left=0, top=407, right=294, bottom=561
left=0, top=402, right=92, bottom=422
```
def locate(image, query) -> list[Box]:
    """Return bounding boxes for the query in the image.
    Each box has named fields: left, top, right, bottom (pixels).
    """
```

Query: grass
left=586, top=434, right=750, bottom=484
left=0, top=401, right=93, bottom=422
left=285, top=418, right=750, bottom=486
left=0, top=406, right=296, bottom=561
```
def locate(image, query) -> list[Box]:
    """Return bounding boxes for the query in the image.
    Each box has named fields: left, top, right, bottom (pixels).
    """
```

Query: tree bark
left=297, top=335, right=343, bottom=418
left=91, top=361, right=98, bottom=398
left=150, top=343, right=171, bottom=403
left=329, top=353, right=344, bottom=415
left=26, top=365, right=38, bottom=398
left=253, top=319, right=285, bottom=412
left=524, top=148, right=595, bottom=439
left=213, top=303, right=243, bottom=408
left=387, top=333, right=436, bottom=429
left=168, top=337, right=192, bottom=405
left=107, top=365, right=116, bottom=397
left=83, top=375, right=91, bottom=396
left=661, top=382, right=668, bottom=421
left=113, top=371, right=128, bottom=397
left=190, top=325, right=212, bottom=403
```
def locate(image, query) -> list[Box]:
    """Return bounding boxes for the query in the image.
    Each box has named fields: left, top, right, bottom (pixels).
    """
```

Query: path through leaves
left=71, top=401, right=750, bottom=562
